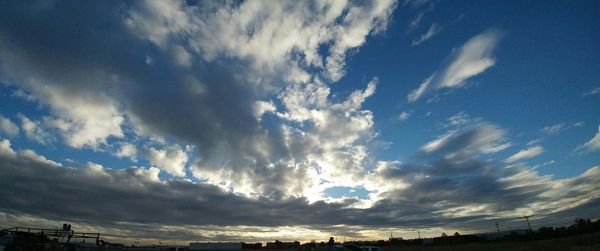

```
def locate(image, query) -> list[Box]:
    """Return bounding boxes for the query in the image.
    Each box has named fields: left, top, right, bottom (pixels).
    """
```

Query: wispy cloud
left=437, top=29, right=502, bottom=88
left=0, top=115, right=19, bottom=137
left=404, top=0, right=433, bottom=9
left=407, top=74, right=434, bottom=102
left=540, top=123, right=566, bottom=135
left=443, top=112, right=482, bottom=128
left=398, top=110, right=414, bottom=121
left=411, top=23, right=442, bottom=46
left=407, top=29, right=503, bottom=102
left=541, top=121, right=586, bottom=135
left=18, top=114, right=54, bottom=145
left=408, top=12, right=425, bottom=30
left=420, top=122, right=510, bottom=159
left=532, top=160, right=556, bottom=169
left=505, top=145, right=545, bottom=163
left=583, top=86, right=600, bottom=96
left=576, top=125, right=600, bottom=153
left=405, top=0, right=436, bottom=32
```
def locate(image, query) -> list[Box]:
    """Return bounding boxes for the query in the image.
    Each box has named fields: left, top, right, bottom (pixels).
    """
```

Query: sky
left=0, top=0, right=599, bottom=245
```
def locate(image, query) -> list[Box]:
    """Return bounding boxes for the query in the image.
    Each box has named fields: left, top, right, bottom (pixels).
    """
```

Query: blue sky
left=344, top=0, right=600, bottom=178
left=0, top=0, right=599, bottom=243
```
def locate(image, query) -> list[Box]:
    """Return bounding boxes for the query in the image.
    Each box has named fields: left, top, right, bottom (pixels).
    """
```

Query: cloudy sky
left=1, top=0, right=599, bottom=244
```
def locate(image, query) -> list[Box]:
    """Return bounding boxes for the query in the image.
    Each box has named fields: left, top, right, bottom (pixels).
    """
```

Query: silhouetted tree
left=538, top=227, right=554, bottom=234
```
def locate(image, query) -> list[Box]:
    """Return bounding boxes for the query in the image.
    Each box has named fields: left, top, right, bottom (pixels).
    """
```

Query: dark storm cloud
left=369, top=159, right=532, bottom=222
left=0, top=0, right=264, bottom=148
left=0, top=0, right=297, bottom=194
left=1, top=120, right=600, bottom=239
left=0, top=149, right=348, bottom=227
left=0, top=0, right=402, bottom=198
left=360, top=124, right=600, bottom=230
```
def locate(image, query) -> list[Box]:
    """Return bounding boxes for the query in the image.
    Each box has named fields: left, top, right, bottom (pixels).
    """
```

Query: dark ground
left=383, top=232, right=600, bottom=251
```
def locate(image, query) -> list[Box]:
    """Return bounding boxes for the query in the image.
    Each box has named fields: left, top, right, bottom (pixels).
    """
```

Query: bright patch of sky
left=324, top=186, right=370, bottom=200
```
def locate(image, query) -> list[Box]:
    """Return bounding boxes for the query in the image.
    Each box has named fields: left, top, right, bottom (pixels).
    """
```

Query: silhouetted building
left=266, top=240, right=300, bottom=249
left=190, top=242, right=242, bottom=250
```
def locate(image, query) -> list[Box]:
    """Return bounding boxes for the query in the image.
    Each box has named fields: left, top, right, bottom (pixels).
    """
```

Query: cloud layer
left=0, top=0, right=397, bottom=199
left=0, top=0, right=598, bottom=243
left=2, top=122, right=600, bottom=241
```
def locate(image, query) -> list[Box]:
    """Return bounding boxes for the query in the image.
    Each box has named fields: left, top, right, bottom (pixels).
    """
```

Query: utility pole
left=495, top=221, right=500, bottom=233
left=524, top=215, right=532, bottom=232
left=417, top=230, right=421, bottom=239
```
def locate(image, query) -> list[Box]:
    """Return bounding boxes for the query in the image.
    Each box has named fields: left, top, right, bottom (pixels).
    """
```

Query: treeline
left=347, top=218, right=600, bottom=247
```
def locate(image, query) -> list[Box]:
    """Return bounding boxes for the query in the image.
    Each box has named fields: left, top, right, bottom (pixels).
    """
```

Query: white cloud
left=398, top=110, right=413, bottom=121
left=190, top=78, right=379, bottom=200
left=18, top=149, right=62, bottom=167
left=526, top=138, right=543, bottom=146
left=533, top=160, right=556, bottom=169
left=505, top=145, right=545, bottom=163
left=408, top=12, right=425, bottom=30
left=438, top=30, right=502, bottom=88
left=576, top=125, right=600, bottom=153
left=127, top=0, right=396, bottom=84
left=4, top=82, right=125, bottom=150
left=146, top=144, right=189, bottom=177
left=18, top=114, right=54, bottom=145
left=0, top=115, right=19, bottom=137
left=411, top=23, right=441, bottom=46
left=0, top=0, right=398, bottom=201
left=420, top=123, right=510, bottom=159
left=583, top=86, right=600, bottom=96
left=407, top=74, right=433, bottom=102
left=0, top=138, right=60, bottom=166
left=115, top=142, right=139, bottom=162
left=36, top=86, right=125, bottom=150
left=540, top=123, right=565, bottom=135
left=0, top=138, right=16, bottom=157
left=407, top=29, right=502, bottom=102
left=445, top=112, right=478, bottom=127
left=172, top=45, right=192, bottom=67
left=253, top=100, right=278, bottom=121
left=541, top=121, right=586, bottom=136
